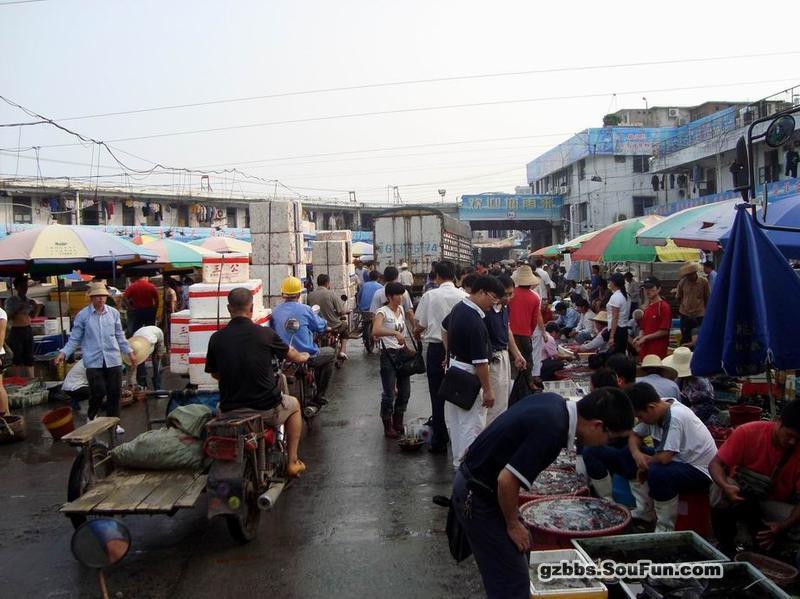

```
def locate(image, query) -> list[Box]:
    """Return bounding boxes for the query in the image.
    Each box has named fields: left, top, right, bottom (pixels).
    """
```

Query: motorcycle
left=350, top=309, right=375, bottom=353
left=281, top=318, right=321, bottom=430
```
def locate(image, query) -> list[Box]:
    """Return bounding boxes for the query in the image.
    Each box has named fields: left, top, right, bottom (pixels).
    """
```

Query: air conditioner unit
left=668, top=108, right=680, bottom=118
left=676, top=118, right=687, bottom=126
left=557, top=185, right=570, bottom=195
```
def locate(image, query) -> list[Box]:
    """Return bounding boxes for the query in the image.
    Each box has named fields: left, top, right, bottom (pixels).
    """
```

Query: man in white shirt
left=398, top=262, right=414, bottom=288
left=636, top=354, right=681, bottom=399
left=369, top=266, right=415, bottom=327
left=584, top=382, right=715, bottom=532
left=570, top=298, right=596, bottom=342
left=62, top=359, right=90, bottom=410
left=125, top=325, right=167, bottom=390
left=533, top=259, right=553, bottom=301
left=414, top=261, right=467, bottom=454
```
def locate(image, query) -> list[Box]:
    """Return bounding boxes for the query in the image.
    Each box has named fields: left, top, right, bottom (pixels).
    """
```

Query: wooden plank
left=60, top=472, right=128, bottom=514
left=136, top=472, right=197, bottom=512
left=61, top=417, right=119, bottom=446
left=174, top=474, right=207, bottom=508
left=92, top=473, right=158, bottom=513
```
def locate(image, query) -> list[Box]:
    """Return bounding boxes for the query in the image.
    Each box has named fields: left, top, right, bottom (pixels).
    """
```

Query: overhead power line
left=49, top=51, right=800, bottom=122
left=28, top=77, right=799, bottom=148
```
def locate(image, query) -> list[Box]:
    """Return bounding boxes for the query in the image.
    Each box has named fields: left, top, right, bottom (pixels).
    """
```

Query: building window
left=245, top=208, right=250, bottom=229
left=632, top=155, right=650, bottom=173
left=12, top=197, right=32, bottom=224
left=122, top=205, right=135, bottom=226
left=578, top=159, right=586, bottom=181
left=578, top=202, right=588, bottom=223
left=633, top=196, right=656, bottom=217
left=81, top=202, right=100, bottom=225
left=177, top=205, right=189, bottom=227
left=614, top=155, right=626, bottom=163
left=226, top=207, right=237, bottom=228
left=54, top=210, right=72, bottom=225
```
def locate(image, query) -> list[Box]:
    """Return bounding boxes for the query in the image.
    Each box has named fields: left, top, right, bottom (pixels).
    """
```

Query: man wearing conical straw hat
left=123, top=325, right=167, bottom=392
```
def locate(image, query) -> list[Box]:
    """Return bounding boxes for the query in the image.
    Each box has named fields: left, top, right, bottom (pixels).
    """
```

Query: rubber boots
left=629, top=480, right=656, bottom=523
left=654, top=497, right=679, bottom=533
left=392, top=413, right=405, bottom=436
left=590, top=474, right=614, bottom=501
left=382, top=417, right=399, bottom=439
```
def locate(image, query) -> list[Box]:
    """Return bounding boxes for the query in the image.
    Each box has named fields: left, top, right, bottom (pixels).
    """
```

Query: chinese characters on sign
left=459, top=194, right=562, bottom=221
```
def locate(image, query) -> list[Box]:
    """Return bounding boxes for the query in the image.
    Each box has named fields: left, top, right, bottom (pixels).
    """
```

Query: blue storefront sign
left=459, top=194, right=562, bottom=221
left=647, top=177, right=800, bottom=216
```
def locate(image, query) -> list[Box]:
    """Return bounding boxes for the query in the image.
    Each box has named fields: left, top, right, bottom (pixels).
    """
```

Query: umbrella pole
left=766, top=365, right=777, bottom=420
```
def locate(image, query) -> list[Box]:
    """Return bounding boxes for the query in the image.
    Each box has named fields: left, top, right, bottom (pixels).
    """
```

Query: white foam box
left=201, top=254, right=249, bottom=285
left=325, top=240, right=351, bottom=265
left=311, top=240, right=328, bottom=265
left=188, top=311, right=270, bottom=354
left=251, top=232, right=302, bottom=265
left=169, top=344, right=189, bottom=374
left=43, top=317, right=71, bottom=335
left=249, top=199, right=302, bottom=234
left=170, top=309, right=191, bottom=346
left=188, top=279, right=264, bottom=319
left=316, top=230, right=352, bottom=242
left=189, top=352, right=217, bottom=386
left=326, top=264, right=351, bottom=289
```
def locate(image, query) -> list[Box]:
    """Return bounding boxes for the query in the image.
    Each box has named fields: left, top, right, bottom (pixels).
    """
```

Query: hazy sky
left=1, top=0, right=798, bottom=204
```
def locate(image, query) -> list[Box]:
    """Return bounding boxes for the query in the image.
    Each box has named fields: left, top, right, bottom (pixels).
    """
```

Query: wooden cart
left=60, top=417, right=207, bottom=529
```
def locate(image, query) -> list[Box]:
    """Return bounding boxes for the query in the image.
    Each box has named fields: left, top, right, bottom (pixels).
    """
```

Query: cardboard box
left=169, top=345, right=189, bottom=374
left=201, top=254, right=249, bottom=285
left=316, top=230, right=352, bottom=242
left=170, top=309, right=191, bottom=346
left=188, top=279, right=264, bottom=319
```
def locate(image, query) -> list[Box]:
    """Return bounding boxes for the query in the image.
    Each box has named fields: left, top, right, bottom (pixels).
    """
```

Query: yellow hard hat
left=280, top=276, right=303, bottom=296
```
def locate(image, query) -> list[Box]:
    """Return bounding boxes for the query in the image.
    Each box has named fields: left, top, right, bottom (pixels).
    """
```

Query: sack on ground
left=111, top=405, right=212, bottom=470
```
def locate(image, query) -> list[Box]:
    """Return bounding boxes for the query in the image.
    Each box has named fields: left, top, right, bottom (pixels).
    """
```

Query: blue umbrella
left=719, top=192, right=800, bottom=258
left=692, top=205, right=800, bottom=376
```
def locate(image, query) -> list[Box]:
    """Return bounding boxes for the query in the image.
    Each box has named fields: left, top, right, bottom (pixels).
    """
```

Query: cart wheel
left=67, top=442, right=113, bottom=530
left=225, top=457, right=260, bottom=544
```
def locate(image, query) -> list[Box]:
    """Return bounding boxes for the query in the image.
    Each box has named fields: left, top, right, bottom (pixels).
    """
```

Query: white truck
left=372, top=207, right=472, bottom=296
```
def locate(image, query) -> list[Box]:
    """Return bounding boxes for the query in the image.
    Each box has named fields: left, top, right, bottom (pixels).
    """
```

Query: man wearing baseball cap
left=633, top=276, right=672, bottom=360
left=56, top=283, right=136, bottom=432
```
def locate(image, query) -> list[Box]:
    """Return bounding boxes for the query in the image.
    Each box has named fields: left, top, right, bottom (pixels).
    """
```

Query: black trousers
left=86, top=365, right=123, bottom=418
left=611, top=326, right=629, bottom=355
left=680, top=315, right=703, bottom=345
left=425, top=342, right=448, bottom=449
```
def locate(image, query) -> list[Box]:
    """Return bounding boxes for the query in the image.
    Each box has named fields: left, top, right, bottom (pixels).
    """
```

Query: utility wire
left=27, top=77, right=799, bottom=148
left=49, top=52, right=800, bottom=122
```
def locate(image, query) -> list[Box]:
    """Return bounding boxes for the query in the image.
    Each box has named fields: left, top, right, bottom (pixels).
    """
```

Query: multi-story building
left=525, top=91, right=796, bottom=239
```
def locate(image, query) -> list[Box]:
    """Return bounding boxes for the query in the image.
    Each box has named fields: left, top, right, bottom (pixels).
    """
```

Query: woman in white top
left=607, top=273, right=631, bottom=355
left=372, top=281, right=414, bottom=439
left=0, top=306, right=8, bottom=415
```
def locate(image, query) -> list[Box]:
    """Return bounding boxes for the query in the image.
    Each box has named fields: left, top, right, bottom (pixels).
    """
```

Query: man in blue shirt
left=554, top=301, right=581, bottom=336
left=451, top=389, right=634, bottom=599
left=271, top=277, right=336, bottom=406
left=357, top=270, right=382, bottom=312
left=56, top=283, right=136, bottom=431
left=703, top=260, right=717, bottom=293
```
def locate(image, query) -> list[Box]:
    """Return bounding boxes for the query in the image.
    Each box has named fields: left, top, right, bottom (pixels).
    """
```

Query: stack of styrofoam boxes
left=186, top=254, right=270, bottom=389
left=248, top=199, right=306, bottom=309
left=312, top=230, right=357, bottom=311
left=169, top=309, right=191, bottom=375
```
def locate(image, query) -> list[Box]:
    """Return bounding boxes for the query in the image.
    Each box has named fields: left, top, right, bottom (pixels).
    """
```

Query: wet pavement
left=0, top=348, right=486, bottom=598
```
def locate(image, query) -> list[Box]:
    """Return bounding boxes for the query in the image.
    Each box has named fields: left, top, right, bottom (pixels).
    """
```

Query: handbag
left=445, top=499, right=473, bottom=562
left=439, top=363, right=481, bottom=410
left=397, top=336, right=426, bottom=377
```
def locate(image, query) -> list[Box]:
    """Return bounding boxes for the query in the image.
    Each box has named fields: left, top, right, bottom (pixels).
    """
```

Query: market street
left=0, top=349, right=484, bottom=599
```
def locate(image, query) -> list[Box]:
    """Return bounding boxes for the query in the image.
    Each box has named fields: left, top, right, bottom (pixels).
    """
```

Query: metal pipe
left=257, top=481, right=285, bottom=511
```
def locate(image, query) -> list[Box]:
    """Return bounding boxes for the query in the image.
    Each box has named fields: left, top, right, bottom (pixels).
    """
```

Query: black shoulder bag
left=735, top=446, right=796, bottom=501
left=396, top=335, right=426, bottom=377
left=439, top=361, right=482, bottom=410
